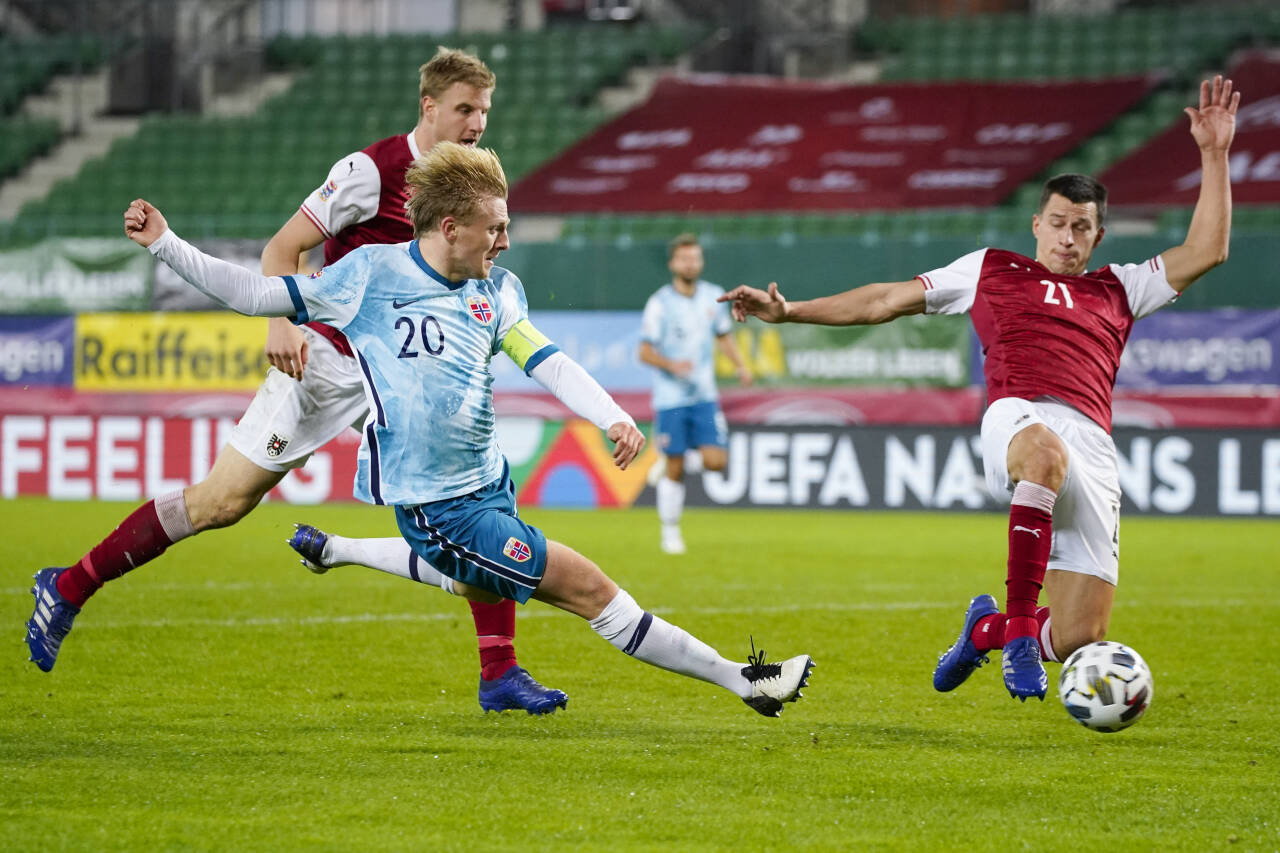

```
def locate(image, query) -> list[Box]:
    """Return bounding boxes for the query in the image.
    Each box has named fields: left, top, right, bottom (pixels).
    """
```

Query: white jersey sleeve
left=148, top=229, right=295, bottom=317
left=493, top=268, right=560, bottom=374
left=493, top=268, right=531, bottom=347
left=1110, top=256, right=1178, bottom=320
left=529, top=351, right=634, bottom=431
left=284, top=247, right=374, bottom=330
left=710, top=284, right=733, bottom=336
left=918, top=248, right=988, bottom=316
left=298, top=151, right=382, bottom=239
left=639, top=292, right=663, bottom=343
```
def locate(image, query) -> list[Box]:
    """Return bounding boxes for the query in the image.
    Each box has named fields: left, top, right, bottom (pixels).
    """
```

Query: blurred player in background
left=638, top=234, right=752, bottom=554
left=721, top=76, right=1238, bottom=702
left=116, top=142, right=815, bottom=718
left=26, top=48, right=569, bottom=715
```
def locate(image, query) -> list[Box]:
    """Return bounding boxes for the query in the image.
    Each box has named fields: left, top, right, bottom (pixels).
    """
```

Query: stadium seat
left=4, top=25, right=700, bottom=243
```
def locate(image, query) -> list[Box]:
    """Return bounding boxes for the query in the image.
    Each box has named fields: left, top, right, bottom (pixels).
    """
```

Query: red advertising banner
left=513, top=74, right=1155, bottom=212
left=1102, top=52, right=1280, bottom=205
left=0, top=412, right=360, bottom=503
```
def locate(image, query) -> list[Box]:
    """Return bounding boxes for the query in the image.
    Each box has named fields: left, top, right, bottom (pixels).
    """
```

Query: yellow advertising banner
left=75, top=312, right=271, bottom=391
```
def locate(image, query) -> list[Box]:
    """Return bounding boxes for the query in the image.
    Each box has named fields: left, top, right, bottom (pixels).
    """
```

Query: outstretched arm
left=528, top=352, right=644, bottom=469
left=500, top=318, right=643, bottom=469
left=262, top=212, right=328, bottom=379
left=718, top=279, right=926, bottom=326
left=1162, top=75, right=1240, bottom=293
left=124, top=199, right=297, bottom=317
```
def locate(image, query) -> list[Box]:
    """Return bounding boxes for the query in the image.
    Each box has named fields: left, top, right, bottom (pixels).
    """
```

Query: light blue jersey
left=640, top=281, right=732, bottom=411
left=283, top=241, right=557, bottom=505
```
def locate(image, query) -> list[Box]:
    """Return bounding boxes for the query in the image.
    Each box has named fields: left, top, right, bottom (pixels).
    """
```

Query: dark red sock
left=971, top=613, right=1006, bottom=652
left=56, top=500, right=174, bottom=608
left=1005, top=500, right=1053, bottom=640
left=972, top=605, right=1052, bottom=653
left=473, top=598, right=518, bottom=681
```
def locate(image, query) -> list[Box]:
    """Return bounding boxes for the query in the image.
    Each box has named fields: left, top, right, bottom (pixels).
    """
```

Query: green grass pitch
left=2, top=497, right=1277, bottom=851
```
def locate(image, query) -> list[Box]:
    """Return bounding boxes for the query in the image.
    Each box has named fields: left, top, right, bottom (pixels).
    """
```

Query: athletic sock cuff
left=589, top=589, right=642, bottom=642
left=1012, top=480, right=1057, bottom=514
left=1039, top=616, right=1059, bottom=662
left=154, top=489, right=196, bottom=543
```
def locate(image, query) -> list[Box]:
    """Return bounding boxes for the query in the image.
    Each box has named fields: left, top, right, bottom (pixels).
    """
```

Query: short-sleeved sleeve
left=494, top=269, right=559, bottom=373
left=918, top=248, right=988, bottom=316
left=283, top=247, right=373, bottom=330
left=710, top=286, right=733, bottom=336
left=298, top=151, right=382, bottom=239
left=640, top=293, right=663, bottom=343
left=1109, top=256, right=1178, bottom=320
left=493, top=269, right=530, bottom=345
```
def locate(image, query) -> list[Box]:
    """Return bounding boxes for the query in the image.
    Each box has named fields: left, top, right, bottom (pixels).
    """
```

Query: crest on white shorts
left=266, top=433, right=290, bottom=458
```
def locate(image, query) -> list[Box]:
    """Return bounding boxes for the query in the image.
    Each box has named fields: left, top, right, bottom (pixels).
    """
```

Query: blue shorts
left=654, top=401, right=727, bottom=456
left=394, top=464, right=548, bottom=604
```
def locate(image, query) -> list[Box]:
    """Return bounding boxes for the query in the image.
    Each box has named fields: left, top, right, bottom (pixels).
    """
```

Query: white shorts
left=228, top=326, right=369, bottom=472
left=980, top=397, right=1121, bottom=585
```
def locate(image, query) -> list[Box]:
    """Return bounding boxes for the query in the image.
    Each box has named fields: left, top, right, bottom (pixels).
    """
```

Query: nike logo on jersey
left=392, top=296, right=426, bottom=308
left=1012, top=525, right=1042, bottom=538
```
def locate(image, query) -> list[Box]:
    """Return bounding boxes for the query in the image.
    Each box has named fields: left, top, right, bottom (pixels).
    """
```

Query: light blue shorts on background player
left=655, top=401, right=728, bottom=456
left=394, top=463, right=548, bottom=603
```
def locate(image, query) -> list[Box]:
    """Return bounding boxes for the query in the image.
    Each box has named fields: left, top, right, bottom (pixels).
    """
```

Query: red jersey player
left=720, top=75, right=1239, bottom=702
left=26, top=48, right=568, bottom=715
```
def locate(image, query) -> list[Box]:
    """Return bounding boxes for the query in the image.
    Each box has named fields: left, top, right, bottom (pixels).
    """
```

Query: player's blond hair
left=405, top=141, right=508, bottom=236
left=667, top=232, right=701, bottom=260
left=419, top=47, right=495, bottom=116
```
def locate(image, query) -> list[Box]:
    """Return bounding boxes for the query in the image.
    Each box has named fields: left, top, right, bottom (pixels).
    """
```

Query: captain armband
left=500, top=319, right=559, bottom=375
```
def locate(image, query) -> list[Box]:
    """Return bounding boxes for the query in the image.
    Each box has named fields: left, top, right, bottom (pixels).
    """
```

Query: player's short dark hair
left=667, top=232, right=700, bottom=259
left=1039, top=174, right=1108, bottom=225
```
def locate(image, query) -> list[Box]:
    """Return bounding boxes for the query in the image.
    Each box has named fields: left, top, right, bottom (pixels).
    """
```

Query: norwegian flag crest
left=502, top=537, right=531, bottom=563
left=468, top=296, right=493, bottom=324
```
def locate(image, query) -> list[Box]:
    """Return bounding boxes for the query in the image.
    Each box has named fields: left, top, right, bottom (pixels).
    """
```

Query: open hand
left=718, top=282, right=789, bottom=323
left=1186, top=75, right=1240, bottom=153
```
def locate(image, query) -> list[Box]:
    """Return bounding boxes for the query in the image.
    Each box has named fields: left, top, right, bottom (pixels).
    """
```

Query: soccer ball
left=1057, top=641, right=1153, bottom=732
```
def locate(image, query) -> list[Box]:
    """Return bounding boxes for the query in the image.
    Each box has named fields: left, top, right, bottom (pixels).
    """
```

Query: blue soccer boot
left=288, top=523, right=332, bottom=573
left=1002, top=634, right=1049, bottom=701
left=25, top=568, right=80, bottom=672
left=479, top=666, right=569, bottom=715
left=933, top=594, right=999, bottom=692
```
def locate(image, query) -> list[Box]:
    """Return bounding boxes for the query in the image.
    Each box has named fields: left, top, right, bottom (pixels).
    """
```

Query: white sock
left=155, top=489, right=196, bottom=543
left=323, top=536, right=450, bottom=591
left=589, top=589, right=750, bottom=698
left=1039, top=615, right=1060, bottom=662
left=683, top=450, right=704, bottom=474
left=656, top=477, right=685, bottom=527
